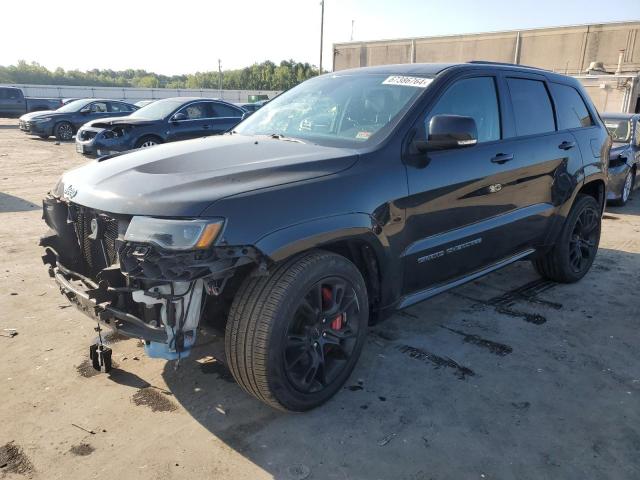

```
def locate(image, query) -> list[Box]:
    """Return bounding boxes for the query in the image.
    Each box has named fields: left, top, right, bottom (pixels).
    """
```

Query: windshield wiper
left=266, top=133, right=304, bottom=144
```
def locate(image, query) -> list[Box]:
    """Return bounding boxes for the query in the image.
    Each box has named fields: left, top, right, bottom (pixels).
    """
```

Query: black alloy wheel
left=54, top=122, right=74, bottom=141
left=568, top=205, right=600, bottom=274
left=284, top=277, right=361, bottom=394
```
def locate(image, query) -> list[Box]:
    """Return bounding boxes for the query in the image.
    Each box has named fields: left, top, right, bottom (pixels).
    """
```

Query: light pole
left=218, top=59, right=222, bottom=98
left=319, top=0, right=325, bottom=73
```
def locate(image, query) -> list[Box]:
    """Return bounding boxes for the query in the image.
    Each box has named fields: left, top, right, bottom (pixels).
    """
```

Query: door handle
left=491, top=153, right=514, bottom=164
left=202, top=125, right=210, bottom=129
left=559, top=141, right=576, bottom=150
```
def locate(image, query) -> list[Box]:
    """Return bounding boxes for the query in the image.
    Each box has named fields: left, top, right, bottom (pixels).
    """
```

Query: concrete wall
left=334, top=21, right=640, bottom=75
left=0, top=84, right=281, bottom=103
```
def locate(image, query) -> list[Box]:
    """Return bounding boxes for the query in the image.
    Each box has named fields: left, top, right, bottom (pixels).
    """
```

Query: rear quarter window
left=506, top=78, right=555, bottom=136
left=550, top=83, right=594, bottom=129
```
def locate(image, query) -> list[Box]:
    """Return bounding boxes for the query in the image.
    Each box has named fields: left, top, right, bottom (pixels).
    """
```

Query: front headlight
left=124, top=217, right=224, bottom=250
left=32, top=117, right=52, bottom=122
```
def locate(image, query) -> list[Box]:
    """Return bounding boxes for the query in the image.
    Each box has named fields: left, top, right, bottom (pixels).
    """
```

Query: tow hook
left=89, top=324, right=112, bottom=373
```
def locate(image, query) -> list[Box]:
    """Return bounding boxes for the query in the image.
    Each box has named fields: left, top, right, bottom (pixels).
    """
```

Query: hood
left=85, top=116, right=156, bottom=129
left=58, top=134, right=358, bottom=217
left=20, top=110, right=56, bottom=121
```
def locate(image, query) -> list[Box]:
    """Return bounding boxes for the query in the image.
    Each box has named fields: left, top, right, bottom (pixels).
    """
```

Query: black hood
left=58, top=135, right=359, bottom=216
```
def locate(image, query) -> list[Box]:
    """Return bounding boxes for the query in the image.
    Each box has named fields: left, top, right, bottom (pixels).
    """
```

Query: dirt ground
left=1, top=117, right=639, bottom=480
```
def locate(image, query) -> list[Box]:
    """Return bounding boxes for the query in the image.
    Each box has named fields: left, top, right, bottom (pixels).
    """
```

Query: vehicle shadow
left=0, top=124, right=17, bottom=129
left=162, top=247, right=640, bottom=479
left=0, top=192, right=40, bottom=213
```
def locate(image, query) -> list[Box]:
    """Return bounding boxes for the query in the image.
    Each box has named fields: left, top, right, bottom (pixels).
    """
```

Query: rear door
left=208, top=102, right=245, bottom=133
left=0, top=88, right=25, bottom=116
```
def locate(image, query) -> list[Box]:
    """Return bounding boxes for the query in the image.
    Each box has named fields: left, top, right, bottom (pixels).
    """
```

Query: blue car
left=603, top=113, right=640, bottom=206
left=75, top=97, right=247, bottom=157
left=19, top=99, right=138, bottom=141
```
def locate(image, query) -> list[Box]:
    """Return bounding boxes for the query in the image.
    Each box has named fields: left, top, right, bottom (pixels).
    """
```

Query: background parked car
left=134, top=100, right=156, bottom=108
left=603, top=113, right=640, bottom=206
left=0, top=86, right=62, bottom=117
left=75, top=97, right=246, bottom=157
left=19, top=98, right=138, bottom=141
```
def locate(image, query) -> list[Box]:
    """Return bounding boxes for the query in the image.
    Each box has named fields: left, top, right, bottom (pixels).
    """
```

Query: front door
left=168, top=102, right=213, bottom=142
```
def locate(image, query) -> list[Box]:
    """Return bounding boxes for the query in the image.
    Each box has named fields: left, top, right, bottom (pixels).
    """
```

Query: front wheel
left=135, top=135, right=162, bottom=149
left=225, top=250, right=369, bottom=411
left=610, top=169, right=634, bottom=207
left=54, top=121, right=74, bottom=141
left=533, top=194, right=601, bottom=283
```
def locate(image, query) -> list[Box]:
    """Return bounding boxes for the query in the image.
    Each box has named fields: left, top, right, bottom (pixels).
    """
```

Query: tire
left=225, top=250, right=369, bottom=412
left=533, top=194, right=601, bottom=283
left=54, top=121, right=74, bottom=141
left=610, top=168, right=634, bottom=207
left=135, top=135, right=162, bottom=149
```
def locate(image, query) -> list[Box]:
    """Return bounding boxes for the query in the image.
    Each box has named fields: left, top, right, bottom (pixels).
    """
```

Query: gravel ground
left=1, top=118, right=639, bottom=480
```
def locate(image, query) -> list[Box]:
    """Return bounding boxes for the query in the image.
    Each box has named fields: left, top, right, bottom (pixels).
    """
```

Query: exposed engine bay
left=40, top=194, right=263, bottom=364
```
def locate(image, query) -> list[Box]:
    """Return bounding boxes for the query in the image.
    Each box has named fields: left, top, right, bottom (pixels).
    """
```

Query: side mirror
left=414, top=115, right=478, bottom=152
left=171, top=112, right=187, bottom=122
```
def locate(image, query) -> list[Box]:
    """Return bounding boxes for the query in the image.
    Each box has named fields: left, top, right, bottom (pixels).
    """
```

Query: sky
left=1, top=0, right=638, bottom=75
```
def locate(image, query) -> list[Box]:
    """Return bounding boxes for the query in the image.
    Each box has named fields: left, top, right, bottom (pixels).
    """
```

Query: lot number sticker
left=382, top=76, right=433, bottom=88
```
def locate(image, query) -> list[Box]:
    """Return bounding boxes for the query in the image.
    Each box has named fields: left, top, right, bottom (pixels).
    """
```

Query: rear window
left=212, top=103, right=243, bottom=118
left=0, top=88, right=22, bottom=100
left=550, top=83, right=594, bottom=129
left=506, top=78, right=555, bottom=136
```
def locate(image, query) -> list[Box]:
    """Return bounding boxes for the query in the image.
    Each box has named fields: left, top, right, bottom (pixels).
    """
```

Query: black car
left=75, top=97, right=246, bottom=157
left=19, top=99, right=137, bottom=141
left=41, top=62, right=609, bottom=412
left=602, top=113, right=640, bottom=206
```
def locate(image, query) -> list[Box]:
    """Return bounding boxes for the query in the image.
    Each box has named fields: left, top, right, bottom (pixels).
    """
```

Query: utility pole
left=350, top=19, right=354, bottom=41
left=218, top=59, right=222, bottom=98
left=319, top=0, right=325, bottom=73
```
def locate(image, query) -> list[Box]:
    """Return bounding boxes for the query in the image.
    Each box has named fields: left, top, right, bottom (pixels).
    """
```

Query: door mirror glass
left=415, top=115, right=478, bottom=152
left=171, top=112, right=187, bottom=122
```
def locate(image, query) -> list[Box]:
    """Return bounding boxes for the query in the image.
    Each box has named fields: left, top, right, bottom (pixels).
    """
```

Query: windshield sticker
left=356, top=131, right=372, bottom=140
left=382, top=75, right=433, bottom=88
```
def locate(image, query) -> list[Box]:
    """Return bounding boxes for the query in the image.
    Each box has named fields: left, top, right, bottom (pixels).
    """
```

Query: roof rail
left=468, top=60, right=549, bottom=72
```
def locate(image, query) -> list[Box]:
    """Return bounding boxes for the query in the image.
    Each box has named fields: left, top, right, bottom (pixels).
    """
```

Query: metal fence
left=1, top=84, right=281, bottom=104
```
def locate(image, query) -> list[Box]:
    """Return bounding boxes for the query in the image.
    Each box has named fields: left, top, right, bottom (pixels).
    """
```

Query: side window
left=1, top=88, right=22, bottom=100
left=426, top=77, right=500, bottom=143
left=211, top=103, right=244, bottom=118
left=0, top=88, right=7, bottom=100
left=506, top=78, right=555, bottom=136
left=109, top=102, right=134, bottom=113
left=90, top=102, right=108, bottom=113
left=179, top=102, right=210, bottom=120
left=550, top=83, right=594, bottom=129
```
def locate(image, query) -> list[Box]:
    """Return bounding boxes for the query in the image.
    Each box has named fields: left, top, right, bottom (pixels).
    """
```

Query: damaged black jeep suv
left=41, top=62, right=610, bottom=411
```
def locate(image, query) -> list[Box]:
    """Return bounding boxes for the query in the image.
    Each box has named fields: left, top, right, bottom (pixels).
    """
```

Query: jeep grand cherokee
left=41, top=62, right=610, bottom=411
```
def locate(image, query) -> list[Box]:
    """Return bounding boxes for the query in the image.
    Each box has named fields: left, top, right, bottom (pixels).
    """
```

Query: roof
left=332, top=61, right=555, bottom=77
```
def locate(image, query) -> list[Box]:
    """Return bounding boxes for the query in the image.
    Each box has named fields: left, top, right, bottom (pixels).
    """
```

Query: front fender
left=254, top=213, right=383, bottom=263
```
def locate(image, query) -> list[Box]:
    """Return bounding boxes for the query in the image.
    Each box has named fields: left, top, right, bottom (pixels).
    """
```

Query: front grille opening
left=73, top=207, right=121, bottom=275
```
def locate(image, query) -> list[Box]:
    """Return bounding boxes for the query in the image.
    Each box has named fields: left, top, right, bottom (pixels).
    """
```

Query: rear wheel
left=135, top=135, right=162, bottom=149
left=225, top=250, right=369, bottom=411
left=54, top=121, right=74, bottom=141
left=533, top=194, right=601, bottom=283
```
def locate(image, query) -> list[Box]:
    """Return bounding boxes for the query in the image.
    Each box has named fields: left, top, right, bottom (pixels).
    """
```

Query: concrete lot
left=1, top=118, right=639, bottom=480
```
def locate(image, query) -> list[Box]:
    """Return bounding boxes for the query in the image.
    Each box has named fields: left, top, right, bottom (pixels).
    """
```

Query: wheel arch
left=578, top=178, right=606, bottom=213
left=254, top=213, right=390, bottom=322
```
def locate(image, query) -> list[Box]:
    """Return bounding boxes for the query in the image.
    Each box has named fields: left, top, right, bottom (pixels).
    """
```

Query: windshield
left=56, top=99, right=92, bottom=113
left=129, top=99, right=185, bottom=120
left=235, top=73, right=431, bottom=147
left=604, top=119, right=631, bottom=143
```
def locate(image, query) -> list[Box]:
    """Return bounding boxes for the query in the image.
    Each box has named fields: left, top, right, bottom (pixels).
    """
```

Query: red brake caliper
left=322, top=286, right=344, bottom=330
